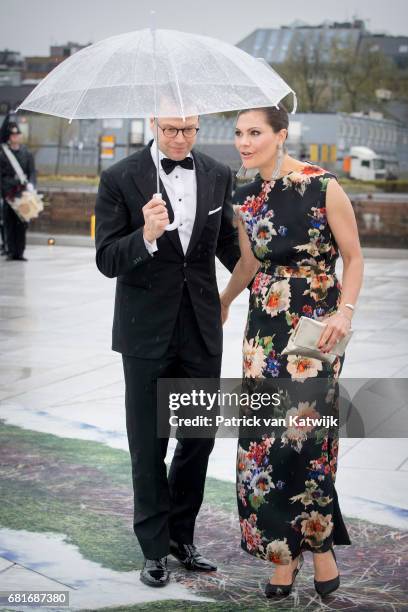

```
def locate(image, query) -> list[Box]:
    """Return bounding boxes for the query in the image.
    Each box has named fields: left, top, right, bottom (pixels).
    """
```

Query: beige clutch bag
left=281, top=316, right=353, bottom=364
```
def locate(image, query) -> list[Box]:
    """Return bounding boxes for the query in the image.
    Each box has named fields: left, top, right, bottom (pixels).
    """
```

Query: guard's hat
left=0, top=116, right=21, bottom=143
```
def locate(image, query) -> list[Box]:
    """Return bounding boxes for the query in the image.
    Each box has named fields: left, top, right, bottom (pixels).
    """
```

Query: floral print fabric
left=233, top=164, right=351, bottom=563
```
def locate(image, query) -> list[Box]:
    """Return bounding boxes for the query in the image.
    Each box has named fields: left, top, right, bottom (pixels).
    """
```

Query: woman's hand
left=216, top=221, right=260, bottom=326
left=220, top=293, right=230, bottom=325
left=317, top=310, right=352, bottom=353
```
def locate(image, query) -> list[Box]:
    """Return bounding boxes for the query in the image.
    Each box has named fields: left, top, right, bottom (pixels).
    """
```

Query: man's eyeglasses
left=158, top=125, right=200, bottom=138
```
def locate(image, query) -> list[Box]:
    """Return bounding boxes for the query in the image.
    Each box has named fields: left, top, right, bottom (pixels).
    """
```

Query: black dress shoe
left=169, top=540, right=217, bottom=571
left=140, top=557, right=170, bottom=587
left=15, top=256, right=28, bottom=261
left=314, top=547, right=340, bottom=597
left=265, top=553, right=304, bottom=599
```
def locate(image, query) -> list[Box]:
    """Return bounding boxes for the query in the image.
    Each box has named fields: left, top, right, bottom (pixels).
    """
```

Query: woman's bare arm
left=220, top=219, right=260, bottom=323
left=318, top=178, right=364, bottom=351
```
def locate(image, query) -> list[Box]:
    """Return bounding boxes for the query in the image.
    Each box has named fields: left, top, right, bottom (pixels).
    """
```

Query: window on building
left=130, top=119, right=144, bottom=145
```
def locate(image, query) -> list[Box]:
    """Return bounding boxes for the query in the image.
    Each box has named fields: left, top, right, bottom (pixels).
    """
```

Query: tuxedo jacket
left=95, top=142, right=240, bottom=358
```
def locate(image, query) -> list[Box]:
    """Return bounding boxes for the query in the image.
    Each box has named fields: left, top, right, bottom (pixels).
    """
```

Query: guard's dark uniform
left=0, top=135, right=36, bottom=260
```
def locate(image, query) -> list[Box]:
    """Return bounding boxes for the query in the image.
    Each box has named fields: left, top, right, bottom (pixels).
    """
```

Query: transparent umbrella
left=18, top=28, right=296, bottom=228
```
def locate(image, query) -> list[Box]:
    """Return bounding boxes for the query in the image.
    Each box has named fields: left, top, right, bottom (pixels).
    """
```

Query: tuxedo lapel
left=131, top=144, right=184, bottom=256
left=186, top=150, right=217, bottom=257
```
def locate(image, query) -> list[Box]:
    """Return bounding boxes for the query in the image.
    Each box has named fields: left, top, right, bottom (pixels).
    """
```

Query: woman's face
left=234, top=110, right=287, bottom=169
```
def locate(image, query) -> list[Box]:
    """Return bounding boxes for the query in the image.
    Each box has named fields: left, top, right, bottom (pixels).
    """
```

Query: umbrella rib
left=130, top=30, right=145, bottom=116
left=191, top=35, right=240, bottom=104
left=192, top=36, right=294, bottom=112
left=163, top=36, right=185, bottom=120
left=179, top=34, right=264, bottom=112
left=175, top=35, right=215, bottom=94
left=67, top=35, right=133, bottom=122
left=170, top=34, right=227, bottom=116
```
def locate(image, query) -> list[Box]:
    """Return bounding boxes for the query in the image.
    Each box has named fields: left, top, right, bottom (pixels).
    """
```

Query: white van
left=349, top=146, right=386, bottom=181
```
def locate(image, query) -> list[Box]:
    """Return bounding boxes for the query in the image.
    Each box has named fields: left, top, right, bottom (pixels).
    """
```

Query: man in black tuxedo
left=95, top=116, right=239, bottom=587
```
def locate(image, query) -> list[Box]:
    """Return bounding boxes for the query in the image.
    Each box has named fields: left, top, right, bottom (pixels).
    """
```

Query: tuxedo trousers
left=122, top=285, right=222, bottom=559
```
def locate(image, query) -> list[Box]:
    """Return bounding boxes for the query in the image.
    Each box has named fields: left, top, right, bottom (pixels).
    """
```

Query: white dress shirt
left=144, top=140, right=197, bottom=256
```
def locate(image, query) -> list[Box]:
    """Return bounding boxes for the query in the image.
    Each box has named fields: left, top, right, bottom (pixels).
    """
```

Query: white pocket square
left=208, top=206, right=222, bottom=216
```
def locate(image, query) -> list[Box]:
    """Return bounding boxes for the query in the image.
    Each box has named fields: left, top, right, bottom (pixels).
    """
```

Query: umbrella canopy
left=18, top=28, right=296, bottom=230
left=17, top=28, right=296, bottom=120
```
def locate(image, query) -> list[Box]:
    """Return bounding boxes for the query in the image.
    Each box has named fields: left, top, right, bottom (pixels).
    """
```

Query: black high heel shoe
left=265, top=553, right=304, bottom=599
left=314, top=547, right=340, bottom=597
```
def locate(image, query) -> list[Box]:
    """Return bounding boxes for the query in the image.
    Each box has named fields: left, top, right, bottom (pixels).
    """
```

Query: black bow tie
left=161, top=156, right=194, bottom=174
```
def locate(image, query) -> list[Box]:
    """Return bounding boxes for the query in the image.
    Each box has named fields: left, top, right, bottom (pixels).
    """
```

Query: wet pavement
left=0, top=243, right=407, bottom=609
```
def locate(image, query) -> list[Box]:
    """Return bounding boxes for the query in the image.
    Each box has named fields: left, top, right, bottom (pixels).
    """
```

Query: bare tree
left=277, top=31, right=401, bottom=115
left=330, top=39, right=394, bottom=112
left=279, top=31, right=331, bottom=112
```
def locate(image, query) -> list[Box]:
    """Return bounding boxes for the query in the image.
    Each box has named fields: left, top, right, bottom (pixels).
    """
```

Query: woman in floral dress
left=220, top=105, right=364, bottom=598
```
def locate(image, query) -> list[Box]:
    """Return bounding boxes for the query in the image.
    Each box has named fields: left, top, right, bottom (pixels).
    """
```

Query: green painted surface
left=1, top=421, right=407, bottom=611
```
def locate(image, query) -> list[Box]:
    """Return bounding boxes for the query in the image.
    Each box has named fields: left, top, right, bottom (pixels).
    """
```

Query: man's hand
left=142, top=198, right=169, bottom=243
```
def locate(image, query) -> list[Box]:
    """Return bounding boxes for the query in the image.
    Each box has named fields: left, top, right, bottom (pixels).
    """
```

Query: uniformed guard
left=0, top=116, right=36, bottom=261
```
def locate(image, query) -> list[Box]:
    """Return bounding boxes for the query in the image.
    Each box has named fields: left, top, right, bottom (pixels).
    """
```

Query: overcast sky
left=1, top=0, right=407, bottom=56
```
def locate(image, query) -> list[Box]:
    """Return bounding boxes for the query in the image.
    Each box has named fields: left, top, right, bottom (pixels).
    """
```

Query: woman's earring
left=236, top=164, right=259, bottom=182
left=236, top=164, right=247, bottom=180
left=271, top=143, right=284, bottom=180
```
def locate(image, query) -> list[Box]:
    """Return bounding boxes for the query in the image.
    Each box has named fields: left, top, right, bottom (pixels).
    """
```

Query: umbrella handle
left=153, top=192, right=180, bottom=231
